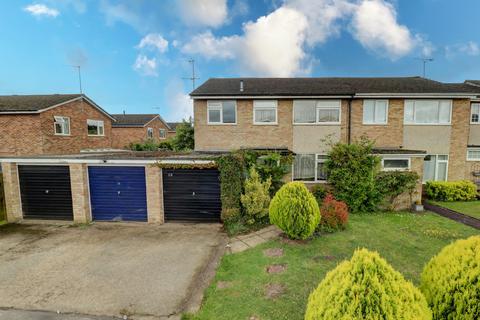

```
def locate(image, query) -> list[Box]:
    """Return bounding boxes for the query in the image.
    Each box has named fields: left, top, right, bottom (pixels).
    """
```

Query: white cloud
left=350, top=0, right=414, bottom=59
left=178, top=0, right=228, bottom=28
left=445, top=41, right=480, bottom=59
left=137, top=33, right=169, bottom=53
left=182, top=31, right=240, bottom=59
left=24, top=3, right=59, bottom=17
left=164, top=81, right=193, bottom=121
left=100, top=0, right=143, bottom=30
left=133, top=55, right=158, bottom=76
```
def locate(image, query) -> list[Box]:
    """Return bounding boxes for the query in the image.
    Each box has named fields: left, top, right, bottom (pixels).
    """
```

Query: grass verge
left=430, top=200, right=480, bottom=220
left=189, top=212, right=478, bottom=320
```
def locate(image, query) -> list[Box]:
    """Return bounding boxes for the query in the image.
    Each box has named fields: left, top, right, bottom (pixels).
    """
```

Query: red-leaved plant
left=319, top=194, right=349, bottom=232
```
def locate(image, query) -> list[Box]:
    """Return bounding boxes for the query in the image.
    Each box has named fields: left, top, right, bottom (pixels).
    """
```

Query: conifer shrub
left=269, top=182, right=320, bottom=240
left=241, top=167, right=271, bottom=224
left=420, top=235, right=480, bottom=320
left=305, top=249, right=432, bottom=320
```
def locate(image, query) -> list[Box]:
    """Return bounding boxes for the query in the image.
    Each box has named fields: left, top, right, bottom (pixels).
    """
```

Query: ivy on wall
left=154, top=162, right=217, bottom=170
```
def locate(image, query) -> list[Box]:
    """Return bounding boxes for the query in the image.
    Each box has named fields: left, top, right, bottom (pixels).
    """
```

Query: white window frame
left=363, top=100, right=389, bottom=125
left=404, top=100, right=452, bottom=125
left=381, top=157, right=411, bottom=171
left=159, top=128, right=167, bottom=139
left=471, top=103, right=480, bottom=124
left=207, top=100, right=237, bottom=125
left=293, top=100, right=341, bottom=125
left=423, top=154, right=449, bottom=182
left=54, top=116, right=70, bottom=136
left=253, top=100, right=278, bottom=125
left=292, top=153, right=328, bottom=183
left=147, top=127, right=153, bottom=139
left=467, top=148, right=480, bottom=161
left=87, top=119, right=105, bottom=136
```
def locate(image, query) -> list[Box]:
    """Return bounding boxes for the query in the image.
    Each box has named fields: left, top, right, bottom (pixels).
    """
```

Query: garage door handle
left=192, top=192, right=196, bottom=196
left=45, top=190, right=49, bottom=194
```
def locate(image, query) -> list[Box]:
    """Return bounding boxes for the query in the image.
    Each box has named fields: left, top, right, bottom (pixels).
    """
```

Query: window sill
left=362, top=123, right=388, bottom=126
left=54, top=134, right=71, bottom=136
left=403, top=123, right=451, bottom=126
left=470, top=122, right=480, bottom=125
left=88, top=134, right=105, bottom=137
left=253, top=122, right=278, bottom=126
left=207, top=123, right=237, bottom=126
left=293, top=123, right=341, bottom=126
left=293, top=180, right=328, bottom=184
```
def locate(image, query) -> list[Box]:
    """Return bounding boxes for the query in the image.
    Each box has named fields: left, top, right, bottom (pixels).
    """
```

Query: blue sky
left=1, top=0, right=480, bottom=121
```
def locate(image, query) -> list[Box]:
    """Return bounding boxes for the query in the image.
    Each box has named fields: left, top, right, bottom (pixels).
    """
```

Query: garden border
left=424, top=202, right=480, bottom=230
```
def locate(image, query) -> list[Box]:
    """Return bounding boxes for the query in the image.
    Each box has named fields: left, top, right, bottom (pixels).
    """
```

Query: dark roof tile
left=111, top=114, right=160, bottom=127
left=0, top=94, right=82, bottom=112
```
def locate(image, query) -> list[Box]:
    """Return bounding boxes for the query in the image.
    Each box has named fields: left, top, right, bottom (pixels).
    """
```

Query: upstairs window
left=471, top=103, right=480, bottom=123
left=159, top=129, right=167, bottom=139
left=293, top=100, right=341, bottom=124
left=147, top=127, right=153, bottom=138
left=363, top=100, right=388, bottom=124
left=87, top=119, right=104, bottom=136
left=207, top=100, right=236, bottom=124
left=253, top=100, right=277, bottom=124
left=404, top=100, right=451, bottom=124
left=54, top=116, right=70, bottom=135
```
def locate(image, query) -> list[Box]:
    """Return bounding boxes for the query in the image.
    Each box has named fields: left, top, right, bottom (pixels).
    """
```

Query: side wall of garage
left=1, top=162, right=165, bottom=224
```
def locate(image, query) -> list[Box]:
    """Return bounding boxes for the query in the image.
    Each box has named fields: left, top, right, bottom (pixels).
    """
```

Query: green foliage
left=305, top=248, right=432, bottom=320
left=269, top=182, right=320, bottom=240
left=241, top=150, right=293, bottom=195
left=172, top=118, right=194, bottom=151
left=420, top=236, right=480, bottom=320
left=325, top=138, right=383, bottom=213
left=128, top=139, right=159, bottom=151
left=317, top=194, right=349, bottom=232
left=155, top=162, right=217, bottom=170
left=240, top=168, right=271, bottom=224
left=376, top=171, right=419, bottom=210
left=158, top=139, right=175, bottom=150
left=425, top=180, right=477, bottom=201
left=216, top=153, right=246, bottom=221
left=311, top=185, right=328, bottom=204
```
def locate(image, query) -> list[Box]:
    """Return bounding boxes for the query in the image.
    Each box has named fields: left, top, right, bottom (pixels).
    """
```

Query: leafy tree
left=172, top=118, right=194, bottom=151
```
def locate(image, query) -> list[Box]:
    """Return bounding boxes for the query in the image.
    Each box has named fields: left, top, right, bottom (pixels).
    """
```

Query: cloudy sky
left=1, top=0, right=479, bottom=121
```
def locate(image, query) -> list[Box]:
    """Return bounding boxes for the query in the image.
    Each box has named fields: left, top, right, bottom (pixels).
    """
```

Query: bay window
left=471, top=103, right=480, bottom=124
left=87, top=119, right=104, bottom=136
left=293, top=154, right=328, bottom=182
left=253, top=100, right=277, bottom=124
left=423, top=155, right=448, bottom=182
left=363, top=100, right=388, bottom=124
left=404, top=100, right=452, bottom=124
left=54, top=116, right=70, bottom=135
left=207, top=100, right=236, bottom=124
left=293, top=100, right=341, bottom=124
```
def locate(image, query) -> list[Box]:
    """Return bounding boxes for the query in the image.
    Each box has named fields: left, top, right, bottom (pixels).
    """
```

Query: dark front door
left=18, top=165, right=73, bottom=220
left=88, top=166, right=148, bottom=222
left=163, top=169, right=221, bottom=222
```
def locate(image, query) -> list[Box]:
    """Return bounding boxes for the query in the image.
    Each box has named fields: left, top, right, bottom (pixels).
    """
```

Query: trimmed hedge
left=425, top=180, right=477, bottom=201
left=420, top=236, right=480, bottom=320
left=269, top=182, right=320, bottom=240
left=305, top=249, right=431, bottom=320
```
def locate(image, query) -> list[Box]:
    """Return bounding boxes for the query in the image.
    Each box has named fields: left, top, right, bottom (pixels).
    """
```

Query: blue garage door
left=88, top=166, right=147, bottom=222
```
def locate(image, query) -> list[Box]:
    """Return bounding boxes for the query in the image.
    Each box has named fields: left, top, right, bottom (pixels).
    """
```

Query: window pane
left=384, top=159, right=409, bottom=169
left=375, top=101, right=387, bottom=123
left=316, top=162, right=327, bottom=181
left=88, top=124, right=98, bottom=135
left=468, top=150, right=480, bottom=159
left=208, top=109, right=221, bottom=123
left=294, top=101, right=316, bottom=123
left=415, top=101, right=438, bottom=123
left=317, top=108, right=339, bottom=122
left=222, top=101, right=236, bottom=123
left=64, top=119, right=70, bottom=134
left=293, top=154, right=315, bottom=181
left=363, top=100, right=375, bottom=123
left=55, top=123, right=63, bottom=134
left=437, top=155, right=448, bottom=161
left=159, top=129, right=166, bottom=138
left=437, top=162, right=448, bottom=181
left=404, top=101, right=414, bottom=123
left=423, top=155, right=436, bottom=182
left=439, top=101, right=451, bottom=123
left=472, top=104, right=480, bottom=123
left=255, top=109, right=276, bottom=122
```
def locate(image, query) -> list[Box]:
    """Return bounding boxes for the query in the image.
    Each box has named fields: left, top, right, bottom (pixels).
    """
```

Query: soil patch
left=263, top=248, right=284, bottom=257
left=265, top=283, right=285, bottom=299
left=266, top=264, right=287, bottom=274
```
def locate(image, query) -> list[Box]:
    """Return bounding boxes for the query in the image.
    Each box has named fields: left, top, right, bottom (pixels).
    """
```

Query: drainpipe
left=347, top=97, right=353, bottom=144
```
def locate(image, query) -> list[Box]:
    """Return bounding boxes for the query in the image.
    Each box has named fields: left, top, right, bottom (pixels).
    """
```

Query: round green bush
left=269, top=182, right=320, bottom=240
left=305, top=248, right=431, bottom=320
left=420, top=235, right=480, bottom=320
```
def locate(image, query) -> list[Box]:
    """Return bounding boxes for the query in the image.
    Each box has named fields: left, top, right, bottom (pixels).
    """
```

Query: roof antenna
left=182, top=58, right=199, bottom=90
left=71, top=65, right=83, bottom=94
left=416, top=57, right=434, bottom=78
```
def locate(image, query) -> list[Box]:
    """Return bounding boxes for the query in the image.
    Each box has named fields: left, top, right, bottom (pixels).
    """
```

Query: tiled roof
left=0, top=94, right=82, bottom=112
left=191, top=77, right=480, bottom=97
left=166, top=122, right=181, bottom=131
left=111, top=114, right=160, bottom=127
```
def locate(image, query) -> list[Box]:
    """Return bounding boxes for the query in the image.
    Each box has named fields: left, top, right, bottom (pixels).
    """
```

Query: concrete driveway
left=0, top=222, right=226, bottom=319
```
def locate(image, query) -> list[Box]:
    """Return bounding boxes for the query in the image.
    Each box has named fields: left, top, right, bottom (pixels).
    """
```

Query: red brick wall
left=0, top=99, right=113, bottom=156
left=111, top=118, right=174, bottom=149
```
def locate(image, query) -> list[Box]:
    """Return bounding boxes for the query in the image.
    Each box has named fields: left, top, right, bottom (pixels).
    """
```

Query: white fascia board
left=192, top=95, right=353, bottom=100
left=377, top=154, right=426, bottom=158
left=355, top=93, right=478, bottom=99
left=0, top=158, right=215, bottom=165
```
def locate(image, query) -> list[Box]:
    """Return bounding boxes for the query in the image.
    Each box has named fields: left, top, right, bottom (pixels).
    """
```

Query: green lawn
left=431, top=201, right=480, bottom=220
left=188, top=212, right=478, bottom=320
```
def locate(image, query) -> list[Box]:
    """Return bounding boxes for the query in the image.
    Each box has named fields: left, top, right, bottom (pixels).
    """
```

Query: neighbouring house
left=0, top=94, right=115, bottom=156
left=190, top=77, right=480, bottom=207
left=111, top=114, right=175, bottom=149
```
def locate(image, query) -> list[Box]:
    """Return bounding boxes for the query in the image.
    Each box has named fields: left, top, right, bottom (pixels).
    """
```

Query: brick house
left=0, top=94, right=115, bottom=156
left=190, top=77, right=480, bottom=206
left=111, top=114, right=176, bottom=149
